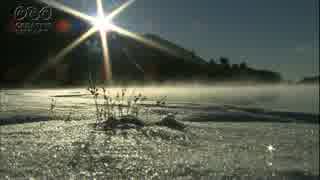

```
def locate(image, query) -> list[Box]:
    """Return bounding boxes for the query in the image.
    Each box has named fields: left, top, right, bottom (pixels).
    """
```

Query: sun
left=32, top=0, right=173, bottom=82
left=93, top=17, right=113, bottom=31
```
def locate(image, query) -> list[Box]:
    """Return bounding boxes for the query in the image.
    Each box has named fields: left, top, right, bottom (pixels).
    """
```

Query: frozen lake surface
left=0, top=85, right=319, bottom=179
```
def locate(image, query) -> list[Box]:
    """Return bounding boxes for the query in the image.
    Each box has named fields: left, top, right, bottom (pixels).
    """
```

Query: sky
left=63, top=0, right=319, bottom=80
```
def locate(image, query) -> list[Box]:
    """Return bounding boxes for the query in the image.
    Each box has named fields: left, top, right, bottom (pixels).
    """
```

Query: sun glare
left=34, top=0, right=171, bottom=82
left=93, top=17, right=112, bottom=31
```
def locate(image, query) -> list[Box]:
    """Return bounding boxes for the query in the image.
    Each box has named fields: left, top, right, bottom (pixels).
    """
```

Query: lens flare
left=110, top=25, right=179, bottom=57
left=27, top=27, right=97, bottom=82
left=37, top=0, right=95, bottom=23
left=32, top=0, right=178, bottom=83
left=107, top=0, right=136, bottom=20
left=100, top=30, right=112, bottom=81
left=93, top=17, right=113, bottom=31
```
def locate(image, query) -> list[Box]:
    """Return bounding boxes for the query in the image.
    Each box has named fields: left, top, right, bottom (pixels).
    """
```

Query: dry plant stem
left=88, top=74, right=100, bottom=123
left=49, top=98, right=57, bottom=119
left=87, top=80, right=151, bottom=126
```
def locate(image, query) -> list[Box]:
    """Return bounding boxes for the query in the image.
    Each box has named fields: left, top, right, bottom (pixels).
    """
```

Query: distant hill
left=143, top=34, right=207, bottom=65
left=299, top=76, right=319, bottom=84
left=106, top=32, right=209, bottom=82
left=0, top=0, right=282, bottom=86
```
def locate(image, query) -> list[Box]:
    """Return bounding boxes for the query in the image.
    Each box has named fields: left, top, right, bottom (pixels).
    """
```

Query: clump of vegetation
left=155, top=113, right=185, bottom=131
left=0, top=89, right=8, bottom=112
left=47, top=97, right=77, bottom=122
left=64, top=105, right=77, bottom=122
left=86, top=75, right=186, bottom=131
left=48, top=98, right=57, bottom=119
left=87, top=78, right=148, bottom=130
left=156, top=96, right=167, bottom=106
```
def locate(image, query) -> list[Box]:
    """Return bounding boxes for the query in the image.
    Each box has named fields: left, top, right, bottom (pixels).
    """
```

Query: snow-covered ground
left=0, top=86, right=319, bottom=179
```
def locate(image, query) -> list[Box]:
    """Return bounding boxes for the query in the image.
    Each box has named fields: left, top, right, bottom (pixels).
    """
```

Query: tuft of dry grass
left=48, top=98, right=57, bottom=118
left=87, top=86, right=149, bottom=124
left=86, top=75, right=150, bottom=126
left=0, top=89, right=8, bottom=112
left=156, top=96, right=167, bottom=106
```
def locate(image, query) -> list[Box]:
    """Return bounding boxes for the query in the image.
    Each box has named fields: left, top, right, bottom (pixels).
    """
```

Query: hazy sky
left=63, top=0, right=319, bottom=80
